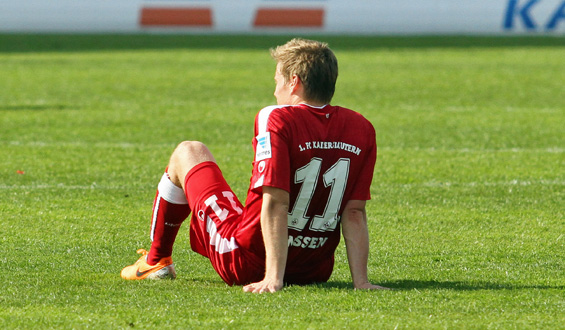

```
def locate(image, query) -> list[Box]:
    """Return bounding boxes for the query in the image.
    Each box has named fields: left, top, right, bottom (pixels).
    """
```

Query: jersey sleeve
left=349, top=122, right=377, bottom=201
left=249, top=107, right=291, bottom=193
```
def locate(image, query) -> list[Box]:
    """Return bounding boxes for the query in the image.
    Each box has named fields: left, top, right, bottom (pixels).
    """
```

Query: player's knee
left=171, top=141, right=215, bottom=166
left=176, top=141, right=208, bottom=155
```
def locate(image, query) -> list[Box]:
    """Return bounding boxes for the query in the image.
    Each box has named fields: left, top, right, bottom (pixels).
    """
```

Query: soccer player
left=121, top=38, right=388, bottom=293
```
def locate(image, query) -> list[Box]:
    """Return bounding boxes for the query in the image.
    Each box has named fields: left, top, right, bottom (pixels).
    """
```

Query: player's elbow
left=343, top=199, right=366, bottom=217
left=341, top=200, right=367, bottom=230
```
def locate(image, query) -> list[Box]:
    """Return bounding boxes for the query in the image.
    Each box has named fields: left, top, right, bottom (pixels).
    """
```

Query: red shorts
left=184, top=161, right=263, bottom=285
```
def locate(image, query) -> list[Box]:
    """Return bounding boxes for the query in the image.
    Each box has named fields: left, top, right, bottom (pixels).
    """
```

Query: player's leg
left=167, top=141, right=216, bottom=190
left=121, top=141, right=216, bottom=280
left=183, top=161, right=264, bottom=286
left=145, top=141, right=216, bottom=263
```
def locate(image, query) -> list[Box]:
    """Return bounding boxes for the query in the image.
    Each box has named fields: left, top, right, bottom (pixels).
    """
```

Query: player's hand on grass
left=243, top=279, right=283, bottom=293
left=354, top=282, right=392, bottom=290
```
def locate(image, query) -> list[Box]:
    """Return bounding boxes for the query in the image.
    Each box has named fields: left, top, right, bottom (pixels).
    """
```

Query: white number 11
left=288, top=158, right=350, bottom=232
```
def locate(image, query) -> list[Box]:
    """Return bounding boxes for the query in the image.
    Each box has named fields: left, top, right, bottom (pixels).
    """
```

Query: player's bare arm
left=341, top=199, right=390, bottom=290
left=243, top=186, right=290, bottom=293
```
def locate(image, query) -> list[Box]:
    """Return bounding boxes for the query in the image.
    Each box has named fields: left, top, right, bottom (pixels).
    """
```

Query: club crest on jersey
left=258, top=160, right=266, bottom=173
left=255, top=132, right=272, bottom=161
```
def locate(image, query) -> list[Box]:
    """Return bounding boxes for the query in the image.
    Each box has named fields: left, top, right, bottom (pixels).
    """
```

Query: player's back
left=278, top=104, right=376, bottom=231
left=242, top=103, right=376, bottom=283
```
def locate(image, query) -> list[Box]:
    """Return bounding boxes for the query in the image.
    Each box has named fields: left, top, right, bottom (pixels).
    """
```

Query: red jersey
left=237, top=103, right=377, bottom=284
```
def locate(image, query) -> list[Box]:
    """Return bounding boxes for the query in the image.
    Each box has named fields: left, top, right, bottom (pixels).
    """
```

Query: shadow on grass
left=317, top=280, right=564, bottom=291
left=127, top=276, right=563, bottom=292
left=0, top=104, right=73, bottom=111
left=1, top=34, right=564, bottom=54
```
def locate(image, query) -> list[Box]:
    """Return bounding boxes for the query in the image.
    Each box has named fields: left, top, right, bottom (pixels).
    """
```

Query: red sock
left=147, top=172, right=190, bottom=265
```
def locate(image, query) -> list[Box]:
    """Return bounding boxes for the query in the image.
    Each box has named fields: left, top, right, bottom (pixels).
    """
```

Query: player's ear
left=290, top=75, right=301, bottom=93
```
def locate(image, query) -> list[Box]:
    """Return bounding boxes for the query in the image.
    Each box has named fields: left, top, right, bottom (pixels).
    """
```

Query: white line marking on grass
left=2, top=180, right=562, bottom=191
left=380, top=147, right=564, bottom=154
left=0, top=184, right=151, bottom=190
left=378, top=179, right=564, bottom=189
left=3, top=141, right=176, bottom=149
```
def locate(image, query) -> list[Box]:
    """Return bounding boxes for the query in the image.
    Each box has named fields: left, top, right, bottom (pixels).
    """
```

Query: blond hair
left=271, top=38, right=338, bottom=104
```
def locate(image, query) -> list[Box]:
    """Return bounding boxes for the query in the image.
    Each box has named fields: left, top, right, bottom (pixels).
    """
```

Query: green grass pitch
left=0, top=34, right=563, bottom=329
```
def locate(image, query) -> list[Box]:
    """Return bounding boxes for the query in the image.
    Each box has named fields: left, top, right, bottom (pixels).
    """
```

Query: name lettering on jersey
left=288, top=235, right=329, bottom=249
left=298, top=141, right=361, bottom=156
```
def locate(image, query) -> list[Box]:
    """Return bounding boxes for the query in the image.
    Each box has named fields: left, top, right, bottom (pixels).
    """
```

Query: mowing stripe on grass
left=2, top=141, right=563, bottom=154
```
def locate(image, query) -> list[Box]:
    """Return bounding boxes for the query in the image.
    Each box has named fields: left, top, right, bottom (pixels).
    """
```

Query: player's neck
left=290, top=95, right=326, bottom=108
